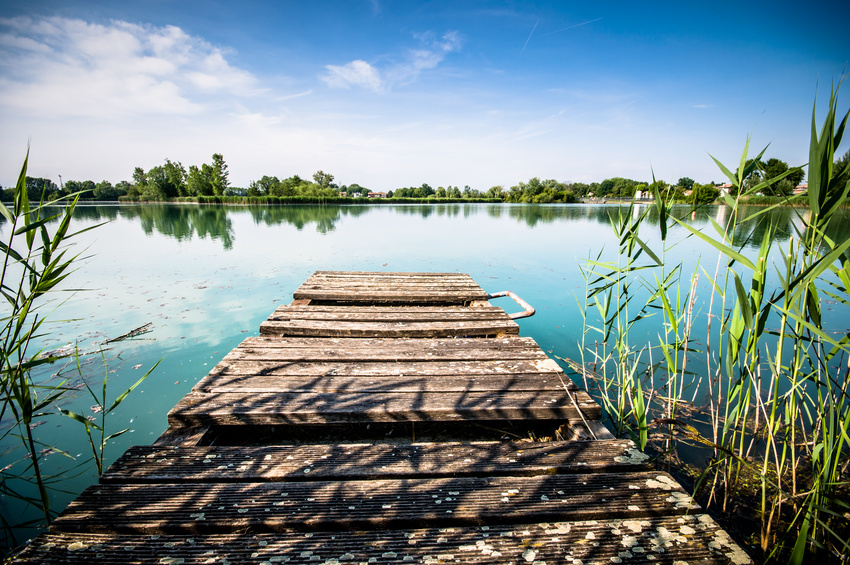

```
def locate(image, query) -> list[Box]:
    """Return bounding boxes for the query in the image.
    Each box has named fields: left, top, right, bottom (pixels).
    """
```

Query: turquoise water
left=1, top=202, right=847, bottom=546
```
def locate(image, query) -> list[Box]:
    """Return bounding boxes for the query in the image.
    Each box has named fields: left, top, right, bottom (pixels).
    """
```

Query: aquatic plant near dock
left=571, top=80, right=850, bottom=563
left=0, top=150, right=152, bottom=554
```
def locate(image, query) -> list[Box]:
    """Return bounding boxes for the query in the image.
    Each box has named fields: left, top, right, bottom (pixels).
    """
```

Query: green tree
left=689, top=182, right=720, bottom=204
left=79, top=180, right=96, bottom=199
left=248, top=175, right=280, bottom=196
left=570, top=182, right=591, bottom=197
left=738, top=157, right=804, bottom=197
left=677, top=177, right=695, bottom=190
left=486, top=185, right=504, bottom=199
left=145, top=159, right=186, bottom=199
left=271, top=175, right=308, bottom=197
left=115, top=180, right=131, bottom=198
left=760, top=158, right=804, bottom=196
left=93, top=180, right=122, bottom=200
left=312, top=170, right=334, bottom=188
left=211, top=154, right=229, bottom=196
left=132, top=167, right=147, bottom=191
left=187, top=164, right=214, bottom=196
left=598, top=179, right=615, bottom=197
left=346, top=183, right=366, bottom=196
left=24, top=177, right=58, bottom=200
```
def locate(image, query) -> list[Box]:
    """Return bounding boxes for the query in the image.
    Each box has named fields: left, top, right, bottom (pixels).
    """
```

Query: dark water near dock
left=1, top=202, right=848, bottom=545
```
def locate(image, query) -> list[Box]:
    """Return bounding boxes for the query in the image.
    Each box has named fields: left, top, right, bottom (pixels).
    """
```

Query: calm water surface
left=1, top=202, right=847, bottom=539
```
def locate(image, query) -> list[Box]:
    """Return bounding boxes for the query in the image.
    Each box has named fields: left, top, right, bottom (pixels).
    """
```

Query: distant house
left=367, top=192, right=388, bottom=199
left=794, top=182, right=808, bottom=195
left=717, top=183, right=733, bottom=194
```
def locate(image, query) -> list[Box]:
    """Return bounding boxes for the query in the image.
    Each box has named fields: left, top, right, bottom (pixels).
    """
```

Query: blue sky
left=1, top=0, right=848, bottom=191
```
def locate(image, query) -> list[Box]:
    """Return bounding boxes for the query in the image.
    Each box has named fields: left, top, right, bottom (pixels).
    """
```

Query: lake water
left=2, top=202, right=848, bottom=545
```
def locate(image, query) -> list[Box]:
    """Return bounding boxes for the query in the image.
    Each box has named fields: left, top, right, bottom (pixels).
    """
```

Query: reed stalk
left=1, top=150, right=152, bottom=555
left=573, top=79, right=850, bottom=562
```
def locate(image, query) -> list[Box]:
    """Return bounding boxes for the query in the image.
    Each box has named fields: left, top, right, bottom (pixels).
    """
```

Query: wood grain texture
left=11, top=514, right=753, bottom=564
left=53, top=471, right=698, bottom=534
left=102, top=440, right=652, bottom=483
left=168, top=389, right=601, bottom=426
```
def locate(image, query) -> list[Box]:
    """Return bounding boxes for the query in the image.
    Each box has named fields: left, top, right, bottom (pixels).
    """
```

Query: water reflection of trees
left=247, top=205, right=369, bottom=234
left=65, top=203, right=850, bottom=253
left=72, top=205, right=235, bottom=250
left=71, top=204, right=377, bottom=246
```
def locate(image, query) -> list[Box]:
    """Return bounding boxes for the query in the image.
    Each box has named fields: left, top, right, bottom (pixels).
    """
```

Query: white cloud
left=322, top=60, right=383, bottom=92
left=322, top=30, right=461, bottom=92
left=0, top=16, right=259, bottom=120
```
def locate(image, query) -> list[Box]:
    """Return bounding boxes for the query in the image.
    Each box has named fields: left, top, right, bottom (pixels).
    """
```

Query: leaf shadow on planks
left=47, top=440, right=750, bottom=564
left=171, top=357, right=601, bottom=428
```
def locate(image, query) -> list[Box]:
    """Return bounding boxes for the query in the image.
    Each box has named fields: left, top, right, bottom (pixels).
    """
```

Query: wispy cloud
left=322, top=31, right=461, bottom=92
left=0, top=16, right=260, bottom=119
left=520, top=19, right=539, bottom=55
left=322, top=60, right=383, bottom=92
left=691, top=104, right=713, bottom=109
left=546, top=18, right=602, bottom=35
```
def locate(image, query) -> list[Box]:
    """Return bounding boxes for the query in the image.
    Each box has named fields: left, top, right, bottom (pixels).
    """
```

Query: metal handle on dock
left=487, top=291, right=535, bottom=319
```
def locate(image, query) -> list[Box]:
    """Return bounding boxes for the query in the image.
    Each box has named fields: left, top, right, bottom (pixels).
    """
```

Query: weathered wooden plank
left=52, top=471, right=698, bottom=534
left=102, top=440, right=651, bottom=483
left=223, top=344, right=551, bottom=362
left=293, top=286, right=486, bottom=294
left=238, top=335, right=541, bottom=347
left=271, top=304, right=508, bottom=312
left=203, top=358, right=564, bottom=378
left=311, top=270, right=475, bottom=277
left=12, top=513, right=754, bottom=564
left=168, top=390, right=601, bottom=426
left=267, top=306, right=511, bottom=322
left=259, top=319, right=520, bottom=337
left=194, top=374, right=575, bottom=394
left=291, top=292, right=490, bottom=304
left=232, top=335, right=546, bottom=356
left=292, top=272, right=491, bottom=303
left=298, top=278, right=482, bottom=292
left=151, top=426, right=209, bottom=447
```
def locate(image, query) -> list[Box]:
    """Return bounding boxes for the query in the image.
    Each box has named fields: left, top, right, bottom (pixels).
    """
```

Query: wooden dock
left=11, top=271, right=752, bottom=564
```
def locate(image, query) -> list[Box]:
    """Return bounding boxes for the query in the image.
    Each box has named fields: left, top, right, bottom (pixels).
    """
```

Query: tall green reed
left=1, top=150, right=152, bottom=553
left=573, top=81, right=850, bottom=563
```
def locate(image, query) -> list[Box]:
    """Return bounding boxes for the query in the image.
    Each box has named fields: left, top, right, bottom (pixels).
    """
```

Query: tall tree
left=93, top=180, right=121, bottom=200
left=760, top=158, right=804, bottom=196
left=211, top=154, right=229, bottom=196
left=187, top=164, right=214, bottom=196
left=249, top=175, right=280, bottom=196
left=146, top=159, right=186, bottom=199
left=25, top=177, right=58, bottom=200
left=598, top=179, right=615, bottom=197
left=677, top=177, right=695, bottom=190
left=312, top=170, right=334, bottom=188
left=132, top=167, right=147, bottom=190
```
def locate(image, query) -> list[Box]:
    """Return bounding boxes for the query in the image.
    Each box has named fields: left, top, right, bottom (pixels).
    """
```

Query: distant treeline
left=4, top=150, right=846, bottom=205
